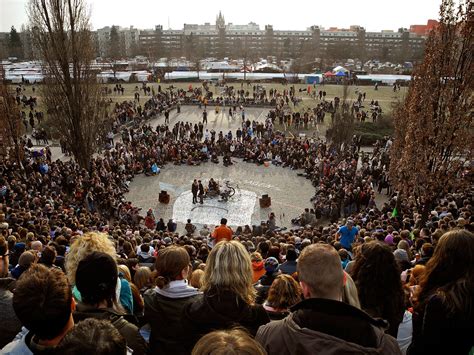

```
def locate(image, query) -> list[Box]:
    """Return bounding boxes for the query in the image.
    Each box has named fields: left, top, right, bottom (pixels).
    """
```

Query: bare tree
left=0, top=66, right=23, bottom=165
left=326, top=83, right=354, bottom=152
left=28, top=0, right=108, bottom=168
left=389, top=0, right=473, bottom=224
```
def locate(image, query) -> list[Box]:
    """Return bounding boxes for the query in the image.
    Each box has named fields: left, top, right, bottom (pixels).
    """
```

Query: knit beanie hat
left=264, top=257, right=279, bottom=273
left=393, top=249, right=409, bottom=263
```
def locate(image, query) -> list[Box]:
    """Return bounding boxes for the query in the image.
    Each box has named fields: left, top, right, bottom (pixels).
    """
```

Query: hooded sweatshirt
left=252, top=261, right=265, bottom=283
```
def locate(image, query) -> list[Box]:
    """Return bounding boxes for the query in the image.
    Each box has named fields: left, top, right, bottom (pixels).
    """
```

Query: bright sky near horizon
left=1, top=0, right=441, bottom=33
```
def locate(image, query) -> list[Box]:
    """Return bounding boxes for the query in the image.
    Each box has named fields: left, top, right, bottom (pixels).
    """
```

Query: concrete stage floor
left=125, top=159, right=315, bottom=231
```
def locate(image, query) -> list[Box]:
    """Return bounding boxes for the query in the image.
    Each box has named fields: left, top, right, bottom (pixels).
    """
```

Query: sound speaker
left=159, top=191, right=170, bottom=204
left=259, top=195, right=271, bottom=208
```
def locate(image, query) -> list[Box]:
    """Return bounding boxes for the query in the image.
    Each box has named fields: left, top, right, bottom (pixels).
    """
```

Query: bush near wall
left=354, top=117, right=394, bottom=145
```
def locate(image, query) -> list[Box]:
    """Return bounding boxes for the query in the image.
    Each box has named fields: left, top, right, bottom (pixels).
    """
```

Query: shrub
left=354, top=117, right=394, bottom=145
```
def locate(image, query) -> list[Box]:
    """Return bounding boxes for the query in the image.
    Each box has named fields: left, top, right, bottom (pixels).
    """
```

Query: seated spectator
left=338, top=248, right=351, bottom=269
left=133, top=266, right=153, bottom=295
left=56, top=318, right=127, bottom=355
left=255, top=257, right=281, bottom=304
left=185, top=219, right=197, bottom=235
left=10, top=251, right=36, bottom=280
left=279, top=248, right=298, bottom=275
left=38, top=245, right=60, bottom=269
left=117, top=264, right=144, bottom=316
left=183, top=241, right=270, bottom=351
left=342, top=271, right=361, bottom=309
left=156, top=218, right=166, bottom=232
left=65, top=232, right=134, bottom=315
left=263, top=274, right=301, bottom=320
left=256, top=244, right=401, bottom=354
left=251, top=252, right=265, bottom=283
left=167, top=219, right=177, bottom=233
left=352, top=242, right=405, bottom=337
left=73, top=252, right=147, bottom=355
left=2, top=264, right=74, bottom=354
left=409, top=230, right=474, bottom=355
left=144, top=246, right=200, bottom=354
left=137, top=243, right=154, bottom=264
left=192, top=328, right=266, bottom=355
left=189, top=269, right=205, bottom=289
left=414, top=243, right=434, bottom=266
left=406, top=264, right=423, bottom=295
left=0, top=236, right=22, bottom=348
left=199, top=225, right=210, bottom=238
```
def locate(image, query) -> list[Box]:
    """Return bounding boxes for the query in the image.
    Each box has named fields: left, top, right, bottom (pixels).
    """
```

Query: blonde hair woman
left=65, top=232, right=134, bottom=314
left=342, top=271, right=361, bottom=309
left=65, top=232, right=116, bottom=285
left=183, top=241, right=270, bottom=352
left=117, top=264, right=143, bottom=315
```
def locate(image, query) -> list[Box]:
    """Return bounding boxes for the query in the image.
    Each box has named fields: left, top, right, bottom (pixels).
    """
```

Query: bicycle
left=219, top=180, right=238, bottom=202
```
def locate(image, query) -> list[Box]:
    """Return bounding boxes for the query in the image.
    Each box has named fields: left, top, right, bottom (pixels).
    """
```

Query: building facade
left=96, top=26, right=140, bottom=58
left=132, top=12, right=427, bottom=62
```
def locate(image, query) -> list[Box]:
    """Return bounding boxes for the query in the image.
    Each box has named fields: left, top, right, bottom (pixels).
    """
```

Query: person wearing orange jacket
left=211, top=218, right=233, bottom=245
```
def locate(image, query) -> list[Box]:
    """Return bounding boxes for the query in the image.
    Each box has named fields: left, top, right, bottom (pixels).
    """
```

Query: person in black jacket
left=254, top=257, right=281, bottom=304
left=144, top=246, right=200, bottom=355
left=192, top=179, right=199, bottom=204
left=182, top=241, right=270, bottom=352
left=74, top=252, right=147, bottom=355
left=409, top=230, right=474, bottom=355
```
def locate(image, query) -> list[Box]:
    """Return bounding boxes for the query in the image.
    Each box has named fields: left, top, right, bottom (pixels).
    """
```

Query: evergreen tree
left=108, top=25, right=122, bottom=60
left=8, top=26, right=24, bottom=59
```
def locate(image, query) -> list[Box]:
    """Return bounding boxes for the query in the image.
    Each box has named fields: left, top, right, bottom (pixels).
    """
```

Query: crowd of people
left=0, top=81, right=473, bottom=354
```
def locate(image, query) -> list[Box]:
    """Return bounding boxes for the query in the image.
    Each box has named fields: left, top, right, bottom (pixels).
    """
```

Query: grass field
left=16, top=81, right=406, bottom=139
left=18, top=81, right=407, bottom=113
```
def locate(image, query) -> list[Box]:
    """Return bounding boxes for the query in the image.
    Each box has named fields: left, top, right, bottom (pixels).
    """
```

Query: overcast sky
left=1, top=0, right=441, bottom=32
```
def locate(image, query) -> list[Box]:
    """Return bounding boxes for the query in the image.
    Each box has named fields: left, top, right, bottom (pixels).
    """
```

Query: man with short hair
left=211, top=218, right=233, bottom=244
left=256, top=244, right=401, bottom=354
left=2, top=264, right=75, bottom=354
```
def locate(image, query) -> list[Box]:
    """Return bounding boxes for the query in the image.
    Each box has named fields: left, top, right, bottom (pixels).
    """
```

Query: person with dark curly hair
left=56, top=318, right=127, bottom=355
left=351, top=241, right=405, bottom=337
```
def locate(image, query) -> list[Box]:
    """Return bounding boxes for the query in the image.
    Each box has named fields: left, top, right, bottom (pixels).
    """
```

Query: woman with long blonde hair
left=183, top=241, right=270, bottom=351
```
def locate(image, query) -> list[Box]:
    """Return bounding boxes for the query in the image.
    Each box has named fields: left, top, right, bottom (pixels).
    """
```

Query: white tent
left=333, top=66, right=349, bottom=73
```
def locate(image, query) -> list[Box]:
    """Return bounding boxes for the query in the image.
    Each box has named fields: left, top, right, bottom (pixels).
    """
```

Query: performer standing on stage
left=192, top=179, right=199, bottom=204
